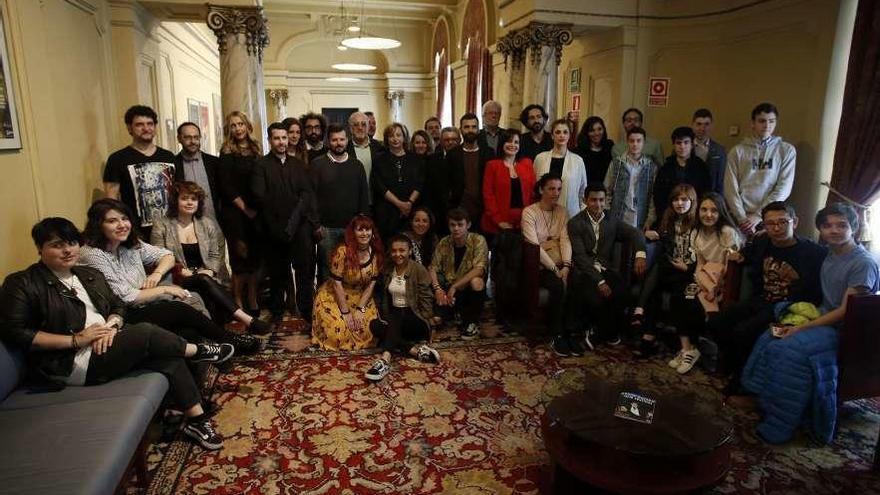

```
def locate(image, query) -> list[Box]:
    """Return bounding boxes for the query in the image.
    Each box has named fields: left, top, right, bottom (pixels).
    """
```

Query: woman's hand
left=143, top=272, right=163, bottom=289
left=558, top=266, right=570, bottom=285
left=180, top=268, right=194, bottom=278
left=727, top=251, right=744, bottom=263
left=434, top=288, right=449, bottom=306
left=164, top=286, right=190, bottom=300
left=91, top=327, right=118, bottom=355
left=244, top=207, right=258, bottom=220
left=352, top=309, right=365, bottom=330
left=498, top=222, right=514, bottom=230
left=671, top=259, right=689, bottom=272
left=398, top=200, right=413, bottom=217
left=644, top=230, right=660, bottom=241
left=77, top=323, right=112, bottom=347
left=343, top=312, right=358, bottom=331
left=196, top=268, right=214, bottom=278
left=446, top=286, right=457, bottom=305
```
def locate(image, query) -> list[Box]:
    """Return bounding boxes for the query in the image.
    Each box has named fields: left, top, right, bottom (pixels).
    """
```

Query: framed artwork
left=569, top=67, right=581, bottom=93
left=187, top=98, right=200, bottom=126
left=212, top=93, right=223, bottom=155
left=164, top=118, right=176, bottom=150
left=186, top=98, right=211, bottom=153
left=0, top=10, right=21, bottom=150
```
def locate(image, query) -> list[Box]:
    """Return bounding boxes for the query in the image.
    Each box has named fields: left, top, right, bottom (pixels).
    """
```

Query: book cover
left=614, top=391, right=657, bottom=424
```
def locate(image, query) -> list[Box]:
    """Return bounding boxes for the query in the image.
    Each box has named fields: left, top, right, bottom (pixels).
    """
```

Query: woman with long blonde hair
left=218, top=111, right=263, bottom=316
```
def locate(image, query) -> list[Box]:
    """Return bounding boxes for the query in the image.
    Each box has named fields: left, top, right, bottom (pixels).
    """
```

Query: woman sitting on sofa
left=0, top=217, right=232, bottom=450
left=151, top=181, right=270, bottom=335
left=79, top=198, right=260, bottom=354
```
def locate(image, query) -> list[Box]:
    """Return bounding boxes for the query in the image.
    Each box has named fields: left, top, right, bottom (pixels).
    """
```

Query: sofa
left=0, top=339, right=168, bottom=494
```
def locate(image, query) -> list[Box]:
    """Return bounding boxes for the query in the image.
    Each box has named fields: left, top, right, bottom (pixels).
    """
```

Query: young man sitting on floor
left=429, top=208, right=489, bottom=339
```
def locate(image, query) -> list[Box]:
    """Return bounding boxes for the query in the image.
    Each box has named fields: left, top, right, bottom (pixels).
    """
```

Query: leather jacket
left=0, top=262, right=126, bottom=381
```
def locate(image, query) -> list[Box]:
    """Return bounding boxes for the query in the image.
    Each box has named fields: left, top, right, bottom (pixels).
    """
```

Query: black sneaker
left=632, top=338, right=659, bottom=359
left=248, top=318, right=272, bottom=335
left=461, top=323, right=480, bottom=340
left=567, top=336, right=585, bottom=356
left=607, top=334, right=622, bottom=346
left=192, top=343, right=235, bottom=364
left=365, top=359, right=391, bottom=382
left=183, top=418, right=223, bottom=450
left=551, top=336, right=571, bottom=357
left=230, top=334, right=261, bottom=355
left=416, top=345, right=440, bottom=364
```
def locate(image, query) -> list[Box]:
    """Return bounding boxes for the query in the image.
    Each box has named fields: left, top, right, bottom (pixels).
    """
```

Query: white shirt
left=352, top=140, right=373, bottom=202
left=388, top=273, right=408, bottom=308
left=53, top=272, right=105, bottom=386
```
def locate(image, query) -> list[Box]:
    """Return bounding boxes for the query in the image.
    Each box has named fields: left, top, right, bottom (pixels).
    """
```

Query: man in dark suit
left=423, top=127, right=460, bottom=235
left=449, top=113, right=495, bottom=234
left=567, top=183, right=647, bottom=347
left=346, top=111, right=385, bottom=204
left=477, top=100, right=505, bottom=158
left=174, top=122, right=221, bottom=219
left=692, top=108, right=727, bottom=194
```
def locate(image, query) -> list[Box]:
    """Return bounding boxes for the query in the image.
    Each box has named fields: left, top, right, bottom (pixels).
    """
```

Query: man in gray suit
left=566, top=183, right=647, bottom=347
left=692, top=108, right=727, bottom=194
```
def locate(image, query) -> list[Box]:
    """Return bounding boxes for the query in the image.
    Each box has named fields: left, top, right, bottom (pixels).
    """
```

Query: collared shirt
left=587, top=211, right=605, bottom=274
left=431, top=232, right=489, bottom=285
left=694, top=137, right=710, bottom=162
left=622, top=156, right=642, bottom=227
left=181, top=152, right=216, bottom=219
left=484, top=127, right=499, bottom=151
left=352, top=139, right=373, bottom=196
left=79, top=243, right=172, bottom=303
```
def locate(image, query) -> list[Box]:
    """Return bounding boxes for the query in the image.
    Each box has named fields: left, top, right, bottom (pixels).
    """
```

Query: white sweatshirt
left=723, top=135, right=796, bottom=222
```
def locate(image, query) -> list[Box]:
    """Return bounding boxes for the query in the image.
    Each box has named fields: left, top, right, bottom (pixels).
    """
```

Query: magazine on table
left=614, top=391, right=656, bottom=424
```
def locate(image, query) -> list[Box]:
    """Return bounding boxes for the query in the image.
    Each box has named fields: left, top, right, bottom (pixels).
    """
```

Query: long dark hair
left=406, top=206, right=437, bottom=266
left=577, top=116, right=611, bottom=150
left=697, top=192, right=739, bottom=239
left=342, top=214, right=384, bottom=271
left=658, top=183, right=698, bottom=235
left=83, top=198, right=141, bottom=249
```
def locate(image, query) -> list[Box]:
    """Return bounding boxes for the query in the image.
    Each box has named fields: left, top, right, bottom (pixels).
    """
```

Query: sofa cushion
left=0, top=395, right=157, bottom=495
left=0, top=340, right=24, bottom=401
left=0, top=370, right=168, bottom=412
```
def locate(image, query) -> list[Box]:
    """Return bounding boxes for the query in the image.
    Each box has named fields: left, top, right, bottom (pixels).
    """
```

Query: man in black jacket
left=423, top=127, right=460, bottom=236
left=346, top=111, right=384, bottom=201
left=478, top=100, right=505, bottom=158
left=692, top=108, right=727, bottom=194
left=567, top=183, right=647, bottom=348
left=449, top=113, right=494, bottom=233
left=652, top=126, right=711, bottom=220
left=174, top=122, right=221, bottom=219
left=252, top=123, right=319, bottom=322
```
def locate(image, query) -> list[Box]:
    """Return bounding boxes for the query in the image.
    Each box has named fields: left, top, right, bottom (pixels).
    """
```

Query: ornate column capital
left=206, top=5, right=270, bottom=63
left=385, top=90, right=405, bottom=101
left=267, top=88, right=289, bottom=103
left=497, top=22, right=573, bottom=70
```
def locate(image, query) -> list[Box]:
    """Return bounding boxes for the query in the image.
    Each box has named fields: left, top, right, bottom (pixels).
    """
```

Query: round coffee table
left=541, top=369, right=733, bottom=494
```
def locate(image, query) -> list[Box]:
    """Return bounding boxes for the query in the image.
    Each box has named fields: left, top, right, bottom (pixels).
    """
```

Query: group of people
left=1, top=99, right=876, bottom=451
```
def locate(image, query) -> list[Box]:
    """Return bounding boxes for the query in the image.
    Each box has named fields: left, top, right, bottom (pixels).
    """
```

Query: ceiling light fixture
left=336, top=45, right=348, bottom=51
left=325, top=76, right=362, bottom=82
left=341, top=0, right=400, bottom=50
left=331, top=63, right=376, bottom=71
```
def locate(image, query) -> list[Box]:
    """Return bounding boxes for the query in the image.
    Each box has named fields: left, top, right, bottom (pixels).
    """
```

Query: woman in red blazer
left=481, top=131, right=537, bottom=234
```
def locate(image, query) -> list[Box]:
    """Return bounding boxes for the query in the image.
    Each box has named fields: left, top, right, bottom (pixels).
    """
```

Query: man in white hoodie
left=724, top=102, right=796, bottom=235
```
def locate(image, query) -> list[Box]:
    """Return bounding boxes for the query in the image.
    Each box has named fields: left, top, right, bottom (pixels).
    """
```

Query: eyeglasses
left=764, top=218, right=793, bottom=228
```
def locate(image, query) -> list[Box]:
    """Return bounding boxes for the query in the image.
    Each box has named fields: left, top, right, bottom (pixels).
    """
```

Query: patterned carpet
left=128, top=317, right=880, bottom=495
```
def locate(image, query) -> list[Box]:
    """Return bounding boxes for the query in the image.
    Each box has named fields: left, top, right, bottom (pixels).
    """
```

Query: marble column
left=267, top=89, right=289, bottom=122
left=386, top=90, right=405, bottom=124
left=207, top=5, right=270, bottom=147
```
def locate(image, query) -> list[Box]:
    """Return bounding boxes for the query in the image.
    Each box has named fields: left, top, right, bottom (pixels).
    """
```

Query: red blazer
left=481, top=157, right=536, bottom=233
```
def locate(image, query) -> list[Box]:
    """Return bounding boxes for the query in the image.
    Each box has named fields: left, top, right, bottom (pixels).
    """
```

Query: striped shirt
left=79, top=243, right=172, bottom=302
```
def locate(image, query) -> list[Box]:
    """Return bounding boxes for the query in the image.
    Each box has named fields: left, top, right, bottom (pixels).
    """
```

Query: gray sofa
left=0, top=340, right=168, bottom=495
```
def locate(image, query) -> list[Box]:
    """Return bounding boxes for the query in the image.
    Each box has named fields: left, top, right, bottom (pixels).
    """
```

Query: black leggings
left=126, top=300, right=237, bottom=344
left=180, top=274, right=239, bottom=324
left=539, top=269, right=566, bottom=337
left=377, top=307, right=430, bottom=355
left=85, top=323, right=201, bottom=410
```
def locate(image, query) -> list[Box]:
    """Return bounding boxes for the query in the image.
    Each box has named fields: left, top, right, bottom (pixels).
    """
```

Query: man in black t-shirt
left=518, top=104, right=553, bottom=161
left=103, top=105, right=176, bottom=236
left=709, top=201, right=828, bottom=397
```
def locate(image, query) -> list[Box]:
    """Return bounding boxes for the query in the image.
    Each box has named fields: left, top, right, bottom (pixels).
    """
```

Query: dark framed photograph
left=0, top=10, right=21, bottom=150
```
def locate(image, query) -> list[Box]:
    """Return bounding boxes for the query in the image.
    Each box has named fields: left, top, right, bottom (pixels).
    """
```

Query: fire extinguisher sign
left=648, top=77, right=669, bottom=107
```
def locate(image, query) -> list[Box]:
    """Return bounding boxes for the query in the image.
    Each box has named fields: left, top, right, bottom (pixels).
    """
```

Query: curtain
left=481, top=48, right=493, bottom=104
left=828, top=0, right=880, bottom=239
left=436, top=52, right=448, bottom=119
left=465, top=39, right=482, bottom=114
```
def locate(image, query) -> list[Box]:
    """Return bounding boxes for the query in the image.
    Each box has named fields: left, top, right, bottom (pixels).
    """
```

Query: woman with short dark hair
left=372, top=123, right=425, bottom=241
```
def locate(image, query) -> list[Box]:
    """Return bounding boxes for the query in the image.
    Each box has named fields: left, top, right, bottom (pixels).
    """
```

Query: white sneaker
left=416, top=345, right=440, bottom=364
left=675, top=348, right=701, bottom=374
left=365, top=359, right=391, bottom=381
left=461, top=323, right=480, bottom=340
left=668, top=350, right=685, bottom=369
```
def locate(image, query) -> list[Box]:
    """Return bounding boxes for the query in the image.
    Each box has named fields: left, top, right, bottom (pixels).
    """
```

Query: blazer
left=533, top=150, right=588, bottom=218
left=379, top=260, right=434, bottom=325
left=251, top=153, right=319, bottom=243
left=705, top=139, right=727, bottom=194
left=174, top=151, right=221, bottom=215
left=477, top=127, right=505, bottom=158
left=346, top=137, right=385, bottom=161
left=149, top=216, right=230, bottom=285
left=480, top=157, right=536, bottom=234
left=567, top=210, right=647, bottom=284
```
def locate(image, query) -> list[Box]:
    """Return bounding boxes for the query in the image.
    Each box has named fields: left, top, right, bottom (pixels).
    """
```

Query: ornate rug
left=131, top=317, right=880, bottom=495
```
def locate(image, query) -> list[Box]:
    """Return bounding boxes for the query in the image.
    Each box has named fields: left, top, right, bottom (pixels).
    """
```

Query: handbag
left=696, top=261, right=725, bottom=313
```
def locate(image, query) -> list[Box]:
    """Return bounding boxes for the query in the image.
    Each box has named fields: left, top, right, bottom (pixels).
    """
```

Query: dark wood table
left=541, top=374, right=733, bottom=494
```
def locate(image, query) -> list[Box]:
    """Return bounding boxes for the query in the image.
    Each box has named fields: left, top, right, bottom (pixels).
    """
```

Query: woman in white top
left=521, top=174, right=576, bottom=355
left=533, top=119, right=588, bottom=218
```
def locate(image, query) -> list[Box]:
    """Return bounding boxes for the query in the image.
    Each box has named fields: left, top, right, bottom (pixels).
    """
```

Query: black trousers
left=85, top=323, right=201, bottom=410
left=566, top=270, right=626, bottom=341
left=539, top=269, right=566, bottom=337
left=376, top=307, right=430, bottom=354
left=639, top=264, right=700, bottom=341
left=436, top=284, right=486, bottom=327
left=708, top=297, right=776, bottom=380
left=265, top=237, right=315, bottom=319
left=180, top=274, right=238, bottom=324
left=126, top=300, right=234, bottom=344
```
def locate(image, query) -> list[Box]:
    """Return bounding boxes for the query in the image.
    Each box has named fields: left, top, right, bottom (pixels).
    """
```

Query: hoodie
left=723, top=135, right=796, bottom=223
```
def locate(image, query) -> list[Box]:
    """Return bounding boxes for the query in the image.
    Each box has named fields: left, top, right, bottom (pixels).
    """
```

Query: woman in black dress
left=371, top=123, right=425, bottom=241
left=217, top=111, right=263, bottom=314
left=575, top=116, right=614, bottom=183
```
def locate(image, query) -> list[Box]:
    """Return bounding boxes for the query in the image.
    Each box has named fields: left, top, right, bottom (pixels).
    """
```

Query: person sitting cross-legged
left=566, top=183, right=647, bottom=348
left=0, top=218, right=233, bottom=450
left=740, top=203, right=879, bottom=444
left=365, top=235, right=440, bottom=382
left=429, top=208, right=489, bottom=340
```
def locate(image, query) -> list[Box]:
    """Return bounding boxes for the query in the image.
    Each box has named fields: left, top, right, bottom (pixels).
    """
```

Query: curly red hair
left=343, top=214, right=384, bottom=271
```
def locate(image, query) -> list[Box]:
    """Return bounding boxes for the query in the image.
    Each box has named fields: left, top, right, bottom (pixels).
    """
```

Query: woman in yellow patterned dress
left=312, top=215, right=384, bottom=350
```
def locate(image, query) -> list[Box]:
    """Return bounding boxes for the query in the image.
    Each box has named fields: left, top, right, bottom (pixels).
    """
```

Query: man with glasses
left=709, top=201, right=827, bottom=398
left=300, top=112, right=328, bottom=163
left=346, top=112, right=384, bottom=201
left=611, top=108, right=664, bottom=168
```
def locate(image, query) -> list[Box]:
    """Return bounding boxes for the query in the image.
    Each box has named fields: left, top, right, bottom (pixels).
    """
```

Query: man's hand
left=164, top=286, right=189, bottom=300
left=597, top=282, right=612, bottom=299
left=739, top=216, right=760, bottom=235
left=399, top=201, right=413, bottom=217
left=633, top=258, right=647, bottom=278
left=434, top=288, right=449, bottom=306
left=447, top=286, right=458, bottom=305
left=644, top=230, right=660, bottom=241
left=727, top=251, right=744, bottom=263
left=671, top=259, right=689, bottom=272
left=143, top=272, right=163, bottom=289
left=197, top=268, right=214, bottom=278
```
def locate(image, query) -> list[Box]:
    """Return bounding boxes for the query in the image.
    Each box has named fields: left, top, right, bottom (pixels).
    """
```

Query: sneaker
left=551, top=336, right=571, bottom=357
left=567, top=336, right=585, bottom=356
left=192, top=343, right=235, bottom=364
left=230, top=334, right=261, bottom=355
left=461, top=323, right=480, bottom=340
left=632, top=338, right=658, bottom=359
left=416, top=345, right=440, bottom=364
left=183, top=418, right=223, bottom=450
left=668, top=349, right=685, bottom=369
left=583, top=328, right=595, bottom=351
left=676, top=348, right=701, bottom=374
left=248, top=318, right=272, bottom=335
left=365, top=359, right=391, bottom=381
left=607, top=334, right=622, bottom=346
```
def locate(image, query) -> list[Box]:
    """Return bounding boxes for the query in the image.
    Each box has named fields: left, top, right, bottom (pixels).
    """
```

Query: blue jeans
left=317, top=227, right=346, bottom=283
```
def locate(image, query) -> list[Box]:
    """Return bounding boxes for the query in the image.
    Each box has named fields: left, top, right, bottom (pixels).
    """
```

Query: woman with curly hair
left=311, top=215, right=384, bottom=350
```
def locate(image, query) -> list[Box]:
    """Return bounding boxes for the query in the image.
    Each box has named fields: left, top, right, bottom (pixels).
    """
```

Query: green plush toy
left=779, top=302, right=821, bottom=327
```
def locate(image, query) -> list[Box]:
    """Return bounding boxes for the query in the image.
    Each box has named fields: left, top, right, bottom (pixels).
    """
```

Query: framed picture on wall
left=187, top=98, right=200, bottom=126
left=0, top=10, right=22, bottom=150
left=212, top=93, right=222, bottom=155
left=569, top=68, right=581, bottom=93
left=198, top=102, right=210, bottom=153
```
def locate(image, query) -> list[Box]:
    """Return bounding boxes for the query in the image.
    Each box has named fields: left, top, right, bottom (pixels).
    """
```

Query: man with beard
left=518, top=104, right=553, bottom=161
left=423, top=127, right=461, bottom=236
left=450, top=113, right=493, bottom=233
left=365, top=111, right=378, bottom=139
left=347, top=112, right=384, bottom=201
left=478, top=101, right=505, bottom=158
left=174, top=122, right=220, bottom=220
left=311, top=123, right=371, bottom=283
left=103, top=105, right=176, bottom=239
left=301, top=112, right=328, bottom=163
left=424, top=116, right=442, bottom=152
left=252, top=123, right=319, bottom=322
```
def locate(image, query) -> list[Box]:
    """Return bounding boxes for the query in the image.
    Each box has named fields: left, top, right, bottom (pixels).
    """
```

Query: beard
left=329, top=145, right=347, bottom=157
left=463, top=132, right=478, bottom=144
left=529, top=121, right=544, bottom=133
left=306, top=133, right=322, bottom=145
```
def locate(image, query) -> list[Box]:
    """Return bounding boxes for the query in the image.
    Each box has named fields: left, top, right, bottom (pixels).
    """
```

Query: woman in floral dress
left=312, top=215, right=384, bottom=350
